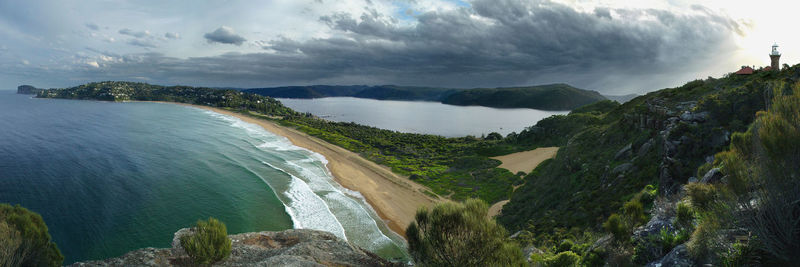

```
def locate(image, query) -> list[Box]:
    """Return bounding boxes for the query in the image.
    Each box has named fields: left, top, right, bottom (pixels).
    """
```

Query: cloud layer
left=0, top=0, right=750, bottom=94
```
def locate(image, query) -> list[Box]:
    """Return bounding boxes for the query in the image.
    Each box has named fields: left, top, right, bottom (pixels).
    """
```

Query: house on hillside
left=735, top=66, right=754, bottom=75
left=734, top=43, right=782, bottom=75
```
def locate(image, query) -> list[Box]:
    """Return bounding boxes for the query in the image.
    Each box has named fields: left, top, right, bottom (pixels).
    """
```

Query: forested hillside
left=441, top=83, right=606, bottom=110
left=37, top=81, right=296, bottom=117
left=31, top=63, right=800, bottom=265
left=495, top=64, right=800, bottom=265
left=245, top=83, right=606, bottom=110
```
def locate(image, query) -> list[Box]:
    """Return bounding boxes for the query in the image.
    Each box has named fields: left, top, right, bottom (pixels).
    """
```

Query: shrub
left=720, top=241, right=761, bottom=267
left=529, top=252, right=547, bottom=266
left=0, top=221, right=25, bottom=267
left=406, top=199, right=525, bottom=266
left=687, top=221, right=721, bottom=261
left=180, top=217, right=232, bottom=265
left=622, top=200, right=647, bottom=227
left=656, top=228, right=690, bottom=255
left=603, top=214, right=628, bottom=243
left=0, top=203, right=63, bottom=266
left=582, top=248, right=607, bottom=267
left=546, top=251, right=581, bottom=267
left=675, top=202, right=694, bottom=230
left=685, top=183, right=717, bottom=211
left=556, top=239, right=574, bottom=253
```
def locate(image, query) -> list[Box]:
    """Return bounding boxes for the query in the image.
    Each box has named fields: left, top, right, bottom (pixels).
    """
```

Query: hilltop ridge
left=244, top=83, right=606, bottom=110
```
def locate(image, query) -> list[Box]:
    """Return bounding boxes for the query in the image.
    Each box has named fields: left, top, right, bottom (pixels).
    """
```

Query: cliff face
left=17, top=85, right=42, bottom=95
left=70, top=229, right=399, bottom=266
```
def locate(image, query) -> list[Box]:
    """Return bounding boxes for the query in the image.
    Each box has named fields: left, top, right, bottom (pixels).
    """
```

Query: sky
left=0, top=0, right=796, bottom=94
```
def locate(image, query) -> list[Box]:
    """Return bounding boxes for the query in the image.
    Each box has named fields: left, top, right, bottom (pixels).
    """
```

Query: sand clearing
left=487, top=147, right=559, bottom=217
left=171, top=104, right=437, bottom=237
left=487, top=200, right=510, bottom=218
left=491, top=147, right=559, bottom=175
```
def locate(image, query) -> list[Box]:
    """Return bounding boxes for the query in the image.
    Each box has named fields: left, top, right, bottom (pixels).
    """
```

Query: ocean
left=278, top=97, right=569, bottom=137
left=0, top=91, right=405, bottom=264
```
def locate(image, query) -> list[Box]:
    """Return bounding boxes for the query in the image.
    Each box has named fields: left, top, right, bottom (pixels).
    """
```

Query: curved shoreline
left=161, top=102, right=437, bottom=237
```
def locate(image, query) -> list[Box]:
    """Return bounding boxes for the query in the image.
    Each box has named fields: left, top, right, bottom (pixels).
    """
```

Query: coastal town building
left=735, top=43, right=782, bottom=75
left=735, top=66, right=754, bottom=75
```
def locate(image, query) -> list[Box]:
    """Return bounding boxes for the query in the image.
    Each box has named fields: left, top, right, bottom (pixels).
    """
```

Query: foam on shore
left=201, top=109, right=400, bottom=253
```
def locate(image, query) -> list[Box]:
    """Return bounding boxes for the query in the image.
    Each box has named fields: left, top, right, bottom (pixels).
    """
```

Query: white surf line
left=198, top=107, right=402, bottom=249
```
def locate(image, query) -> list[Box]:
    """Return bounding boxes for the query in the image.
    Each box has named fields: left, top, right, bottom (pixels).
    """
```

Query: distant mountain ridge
left=603, top=93, right=639, bottom=103
left=244, top=84, right=606, bottom=110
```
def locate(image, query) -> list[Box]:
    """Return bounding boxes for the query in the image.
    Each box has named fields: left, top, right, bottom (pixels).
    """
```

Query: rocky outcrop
left=71, top=229, right=399, bottom=267
left=645, top=244, right=694, bottom=267
left=17, top=85, right=42, bottom=95
left=614, top=143, right=633, bottom=160
left=700, top=168, right=724, bottom=184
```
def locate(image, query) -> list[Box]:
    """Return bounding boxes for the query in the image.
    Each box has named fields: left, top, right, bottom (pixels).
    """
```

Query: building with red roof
left=735, top=66, right=754, bottom=75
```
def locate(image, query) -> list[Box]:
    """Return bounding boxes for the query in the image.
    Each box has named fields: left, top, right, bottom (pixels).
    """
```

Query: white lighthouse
left=770, top=43, right=781, bottom=71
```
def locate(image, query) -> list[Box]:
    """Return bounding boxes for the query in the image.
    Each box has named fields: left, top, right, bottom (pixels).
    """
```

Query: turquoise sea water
left=0, top=91, right=405, bottom=263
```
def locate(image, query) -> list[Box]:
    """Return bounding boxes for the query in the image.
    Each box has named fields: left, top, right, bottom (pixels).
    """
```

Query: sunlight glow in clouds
left=0, top=0, right=796, bottom=94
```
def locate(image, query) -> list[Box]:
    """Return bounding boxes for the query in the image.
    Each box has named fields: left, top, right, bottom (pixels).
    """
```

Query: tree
left=406, top=199, right=525, bottom=266
left=180, top=217, right=232, bottom=264
left=719, top=87, right=800, bottom=263
left=0, top=203, right=63, bottom=267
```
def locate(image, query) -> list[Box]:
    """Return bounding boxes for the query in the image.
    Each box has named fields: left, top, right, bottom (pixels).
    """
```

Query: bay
left=278, top=97, right=568, bottom=137
left=0, top=91, right=404, bottom=263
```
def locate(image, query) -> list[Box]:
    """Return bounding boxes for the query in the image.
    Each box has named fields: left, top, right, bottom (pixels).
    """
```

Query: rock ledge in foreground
left=71, top=229, right=400, bottom=267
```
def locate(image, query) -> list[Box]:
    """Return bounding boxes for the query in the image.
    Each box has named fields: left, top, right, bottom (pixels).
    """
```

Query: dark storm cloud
left=203, top=26, right=247, bottom=45
left=74, top=0, right=742, bottom=92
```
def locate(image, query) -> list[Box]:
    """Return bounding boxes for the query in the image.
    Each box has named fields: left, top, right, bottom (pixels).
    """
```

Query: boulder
left=638, top=139, right=655, bottom=157
left=615, top=143, right=633, bottom=160
left=700, top=168, right=724, bottom=184
left=645, top=244, right=694, bottom=267
left=612, top=163, right=635, bottom=175
left=632, top=202, right=677, bottom=264
left=680, top=111, right=709, bottom=122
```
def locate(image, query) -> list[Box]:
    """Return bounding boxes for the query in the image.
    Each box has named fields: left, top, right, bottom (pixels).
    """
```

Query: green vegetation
left=31, top=63, right=800, bottom=265
left=180, top=217, right=232, bottom=265
left=36, top=82, right=523, bottom=203
left=245, top=85, right=458, bottom=101
left=245, top=83, right=606, bottom=110
left=543, top=251, right=582, bottom=267
left=498, top=66, right=800, bottom=246
left=278, top=115, right=519, bottom=202
left=37, top=81, right=296, bottom=117
left=680, top=82, right=800, bottom=265
left=406, top=199, right=525, bottom=266
left=442, top=83, right=606, bottom=110
left=0, top=203, right=63, bottom=267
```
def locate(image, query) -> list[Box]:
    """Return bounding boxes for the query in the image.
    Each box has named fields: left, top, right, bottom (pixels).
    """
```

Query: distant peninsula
left=17, top=85, right=43, bottom=95
left=244, top=83, right=607, bottom=110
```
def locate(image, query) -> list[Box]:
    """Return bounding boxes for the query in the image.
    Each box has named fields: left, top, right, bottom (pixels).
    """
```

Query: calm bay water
left=0, top=91, right=404, bottom=263
left=278, top=97, right=569, bottom=137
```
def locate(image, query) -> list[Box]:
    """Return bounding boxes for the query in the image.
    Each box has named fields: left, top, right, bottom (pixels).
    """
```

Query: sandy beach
left=486, top=147, right=559, bottom=217
left=166, top=103, right=437, bottom=237
left=491, top=147, right=559, bottom=175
